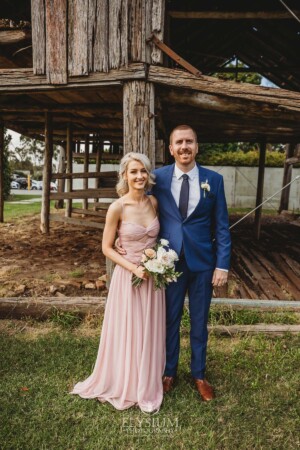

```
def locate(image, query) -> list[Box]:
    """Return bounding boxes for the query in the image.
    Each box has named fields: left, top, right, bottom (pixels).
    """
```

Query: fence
left=71, top=164, right=300, bottom=211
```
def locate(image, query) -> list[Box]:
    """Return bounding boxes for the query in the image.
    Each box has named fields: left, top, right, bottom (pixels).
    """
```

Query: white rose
left=145, top=260, right=165, bottom=274
left=156, top=246, right=167, bottom=261
left=160, top=239, right=169, bottom=247
left=160, top=253, right=175, bottom=268
left=167, top=249, right=179, bottom=262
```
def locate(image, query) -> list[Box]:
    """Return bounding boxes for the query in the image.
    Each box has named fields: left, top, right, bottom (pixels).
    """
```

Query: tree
left=3, top=130, right=12, bottom=200
left=8, top=135, right=60, bottom=172
left=212, top=60, right=262, bottom=85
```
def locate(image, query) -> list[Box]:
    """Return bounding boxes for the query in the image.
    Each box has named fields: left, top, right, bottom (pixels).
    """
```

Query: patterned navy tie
left=179, top=174, right=189, bottom=219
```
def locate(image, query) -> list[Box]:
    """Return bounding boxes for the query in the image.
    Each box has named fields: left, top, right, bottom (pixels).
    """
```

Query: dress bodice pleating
left=118, top=217, right=160, bottom=265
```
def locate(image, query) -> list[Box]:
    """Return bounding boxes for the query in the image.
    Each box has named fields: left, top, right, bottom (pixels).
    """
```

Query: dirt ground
left=0, top=213, right=299, bottom=300
left=0, top=215, right=107, bottom=298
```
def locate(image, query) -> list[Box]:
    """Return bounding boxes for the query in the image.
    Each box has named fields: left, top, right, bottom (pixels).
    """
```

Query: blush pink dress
left=71, top=216, right=166, bottom=412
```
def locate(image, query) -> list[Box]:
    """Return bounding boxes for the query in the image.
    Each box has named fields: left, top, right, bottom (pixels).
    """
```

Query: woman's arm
left=149, top=195, right=159, bottom=215
left=102, top=202, right=147, bottom=279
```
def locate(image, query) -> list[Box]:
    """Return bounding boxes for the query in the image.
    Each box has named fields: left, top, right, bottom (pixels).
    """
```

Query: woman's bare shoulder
left=148, top=195, right=158, bottom=210
left=107, top=199, right=122, bottom=217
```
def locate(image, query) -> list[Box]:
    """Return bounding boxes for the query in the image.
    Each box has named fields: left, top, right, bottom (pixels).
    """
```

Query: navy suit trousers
left=164, top=255, right=213, bottom=379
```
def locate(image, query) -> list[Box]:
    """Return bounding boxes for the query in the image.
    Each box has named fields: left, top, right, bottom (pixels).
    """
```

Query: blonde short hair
left=116, top=152, right=155, bottom=197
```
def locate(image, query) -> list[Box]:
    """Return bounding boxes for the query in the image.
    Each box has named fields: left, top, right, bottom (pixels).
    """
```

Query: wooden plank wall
left=31, top=0, right=46, bottom=75
left=31, top=0, right=165, bottom=83
left=45, top=0, right=67, bottom=84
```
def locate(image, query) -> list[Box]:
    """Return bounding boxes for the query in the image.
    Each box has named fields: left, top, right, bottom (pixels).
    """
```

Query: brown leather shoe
left=162, top=376, right=175, bottom=394
left=193, top=378, right=215, bottom=401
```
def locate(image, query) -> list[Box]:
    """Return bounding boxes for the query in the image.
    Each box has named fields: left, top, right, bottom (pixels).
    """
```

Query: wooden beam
left=55, top=171, right=116, bottom=179
left=72, top=152, right=121, bottom=160
left=50, top=188, right=117, bottom=200
left=148, top=66, right=300, bottom=112
left=0, top=29, right=31, bottom=45
left=0, top=115, right=122, bottom=130
left=65, top=125, right=73, bottom=217
left=0, top=63, right=146, bottom=92
left=123, top=81, right=156, bottom=167
left=0, top=104, right=122, bottom=116
left=0, top=297, right=106, bottom=319
left=168, top=11, right=300, bottom=19
left=0, top=123, right=4, bottom=223
left=254, top=142, right=267, bottom=240
left=159, top=88, right=300, bottom=123
left=71, top=208, right=107, bottom=218
left=147, top=34, right=202, bottom=77
left=40, top=112, right=53, bottom=234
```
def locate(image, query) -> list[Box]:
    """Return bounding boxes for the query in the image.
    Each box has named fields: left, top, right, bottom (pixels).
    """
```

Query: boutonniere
left=201, top=179, right=211, bottom=198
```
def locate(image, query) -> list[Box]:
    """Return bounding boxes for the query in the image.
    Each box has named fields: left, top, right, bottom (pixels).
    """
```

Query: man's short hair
left=169, top=125, right=198, bottom=144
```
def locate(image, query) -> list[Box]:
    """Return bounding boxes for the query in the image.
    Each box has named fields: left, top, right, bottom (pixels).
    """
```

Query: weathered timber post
left=40, top=112, right=53, bottom=234
left=278, top=143, right=299, bottom=213
left=65, top=124, right=73, bottom=217
left=0, top=123, right=4, bottom=223
left=55, top=144, right=66, bottom=209
left=123, top=81, right=156, bottom=167
left=94, top=136, right=102, bottom=210
left=254, top=142, right=267, bottom=240
left=104, top=81, right=156, bottom=287
left=83, top=135, right=89, bottom=212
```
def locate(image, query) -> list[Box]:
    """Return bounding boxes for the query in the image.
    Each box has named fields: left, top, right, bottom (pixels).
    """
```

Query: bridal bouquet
left=132, top=239, right=182, bottom=290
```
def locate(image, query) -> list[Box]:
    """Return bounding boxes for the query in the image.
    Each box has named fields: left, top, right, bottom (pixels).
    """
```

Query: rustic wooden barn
left=0, top=0, right=300, bottom=237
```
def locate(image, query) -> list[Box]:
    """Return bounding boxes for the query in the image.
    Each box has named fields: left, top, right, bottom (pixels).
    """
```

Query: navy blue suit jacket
left=152, top=163, right=231, bottom=272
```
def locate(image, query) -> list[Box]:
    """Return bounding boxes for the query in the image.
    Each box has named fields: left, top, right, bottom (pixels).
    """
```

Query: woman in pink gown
left=71, top=153, right=165, bottom=413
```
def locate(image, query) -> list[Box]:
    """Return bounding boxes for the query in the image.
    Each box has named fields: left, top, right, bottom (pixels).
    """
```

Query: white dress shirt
left=171, top=164, right=200, bottom=217
left=171, top=163, right=228, bottom=272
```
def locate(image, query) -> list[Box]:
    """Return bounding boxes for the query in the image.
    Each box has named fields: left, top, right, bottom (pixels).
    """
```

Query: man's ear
left=169, top=144, right=174, bottom=156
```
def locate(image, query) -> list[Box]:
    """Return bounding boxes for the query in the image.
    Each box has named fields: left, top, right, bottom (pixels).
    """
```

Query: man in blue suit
left=152, top=124, right=231, bottom=401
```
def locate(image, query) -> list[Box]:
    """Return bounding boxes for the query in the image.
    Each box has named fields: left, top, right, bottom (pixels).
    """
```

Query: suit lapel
left=164, top=164, right=182, bottom=219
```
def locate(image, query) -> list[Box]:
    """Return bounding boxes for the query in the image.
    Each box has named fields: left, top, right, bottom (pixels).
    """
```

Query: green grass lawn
left=3, top=200, right=83, bottom=221
left=3, top=202, right=44, bottom=220
left=7, top=194, right=41, bottom=201
left=0, top=316, right=299, bottom=450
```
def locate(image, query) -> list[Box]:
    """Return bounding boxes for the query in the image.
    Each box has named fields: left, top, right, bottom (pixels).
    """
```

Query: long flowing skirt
left=71, top=264, right=166, bottom=412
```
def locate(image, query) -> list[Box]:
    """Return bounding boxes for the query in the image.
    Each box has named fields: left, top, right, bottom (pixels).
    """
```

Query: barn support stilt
left=40, top=112, right=53, bottom=234
left=254, top=141, right=267, bottom=240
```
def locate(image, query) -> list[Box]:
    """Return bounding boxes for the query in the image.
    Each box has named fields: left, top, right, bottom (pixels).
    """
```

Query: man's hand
left=114, top=237, right=127, bottom=255
left=212, top=269, right=228, bottom=287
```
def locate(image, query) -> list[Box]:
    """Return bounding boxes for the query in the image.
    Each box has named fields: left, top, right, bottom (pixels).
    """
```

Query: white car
left=31, top=180, right=43, bottom=190
left=11, top=180, right=20, bottom=189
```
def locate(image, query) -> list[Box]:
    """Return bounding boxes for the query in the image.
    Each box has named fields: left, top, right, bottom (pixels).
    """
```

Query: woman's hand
left=132, top=266, right=148, bottom=280
left=115, top=237, right=127, bottom=255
